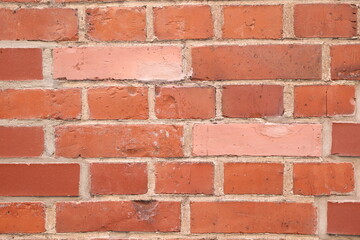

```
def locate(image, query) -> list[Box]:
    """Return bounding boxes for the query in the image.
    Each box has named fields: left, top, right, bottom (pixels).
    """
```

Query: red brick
left=328, top=202, right=360, bottom=235
left=154, top=6, right=213, bottom=40
left=1, top=0, right=40, bottom=2
left=56, top=201, right=181, bottom=232
left=222, top=85, right=284, bottom=118
left=0, top=126, right=44, bottom=157
left=0, top=203, right=45, bottom=233
left=155, top=162, right=214, bottom=194
left=0, top=8, right=78, bottom=41
left=193, top=124, right=322, bottom=157
left=294, top=163, right=354, bottom=196
left=192, top=45, right=322, bottom=80
left=86, top=7, right=146, bottom=41
left=191, top=202, right=316, bottom=234
left=0, top=89, right=81, bottom=119
left=331, top=45, right=360, bottom=80
left=55, top=125, right=183, bottom=158
left=224, top=163, right=284, bottom=195
left=332, top=123, right=360, bottom=156
left=88, top=87, right=148, bottom=120
left=0, top=48, right=42, bottom=81
left=294, top=85, right=355, bottom=117
left=0, top=164, right=79, bottom=196
left=53, top=46, right=182, bottom=80
left=90, top=163, right=147, bottom=195
left=294, top=4, right=357, bottom=38
left=222, top=5, right=283, bottom=39
left=155, top=87, right=215, bottom=119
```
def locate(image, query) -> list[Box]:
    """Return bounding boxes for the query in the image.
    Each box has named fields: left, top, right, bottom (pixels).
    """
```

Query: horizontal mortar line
left=0, top=117, right=351, bottom=124
left=2, top=38, right=360, bottom=48
left=0, top=0, right=359, bottom=8
left=3, top=79, right=360, bottom=88
left=0, top=232, right=323, bottom=240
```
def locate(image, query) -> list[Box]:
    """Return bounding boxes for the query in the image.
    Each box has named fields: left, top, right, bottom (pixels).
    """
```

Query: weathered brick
left=331, top=45, right=360, bottom=80
left=223, top=5, right=283, bottom=39
left=0, top=164, right=80, bottom=196
left=155, top=87, right=215, bottom=119
left=53, top=47, right=183, bottom=80
left=191, top=202, right=316, bottom=234
left=192, top=45, right=322, bottom=80
left=0, top=48, right=42, bottom=81
left=193, top=124, right=322, bottom=156
left=88, top=87, right=148, bottom=120
left=55, top=125, right=183, bottom=158
left=56, top=201, right=181, bottom=232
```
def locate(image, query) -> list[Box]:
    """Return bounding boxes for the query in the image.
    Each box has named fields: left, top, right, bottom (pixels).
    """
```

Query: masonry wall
left=0, top=0, right=360, bottom=240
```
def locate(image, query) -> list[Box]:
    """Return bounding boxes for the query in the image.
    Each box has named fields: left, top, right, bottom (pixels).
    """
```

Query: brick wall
left=0, top=0, right=360, bottom=239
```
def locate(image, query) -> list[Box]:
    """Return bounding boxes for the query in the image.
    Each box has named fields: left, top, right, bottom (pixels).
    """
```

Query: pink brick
left=53, top=46, right=183, bottom=81
left=193, top=124, right=322, bottom=156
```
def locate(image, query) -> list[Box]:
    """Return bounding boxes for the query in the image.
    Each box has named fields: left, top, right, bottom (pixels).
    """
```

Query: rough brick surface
left=56, top=201, right=181, bottom=232
left=0, top=8, right=78, bottom=41
left=0, top=89, right=81, bottom=119
left=224, top=163, right=284, bottom=195
left=88, top=87, right=148, bottom=119
left=154, top=6, right=213, bottom=40
left=193, top=124, right=322, bottom=156
left=294, top=85, right=355, bottom=117
left=0, top=126, right=44, bottom=157
left=155, top=162, right=214, bottom=194
left=294, top=4, right=357, bottom=38
left=55, top=125, right=183, bottom=158
left=0, top=48, right=42, bottom=81
left=90, top=163, right=148, bottom=195
left=191, top=202, right=317, bottom=234
left=331, top=45, right=360, bottom=80
left=53, top=46, right=183, bottom=80
left=0, top=164, right=80, bottom=196
left=1, top=1, right=359, bottom=238
left=191, top=45, right=322, bottom=80
left=328, top=202, right=360, bottom=235
left=222, top=85, right=284, bottom=118
left=0, top=203, right=45, bottom=233
left=86, top=7, right=146, bottom=41
left=155, top=87, right=215, bottom=119
left=293, top=163, right=354, bottom=195
left=332, top=123, right=360, bottom=156
left=222, top=5, right=283, bottom=39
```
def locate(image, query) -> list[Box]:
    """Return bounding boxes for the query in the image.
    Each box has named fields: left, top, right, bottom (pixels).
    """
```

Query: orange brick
left=0, top=89, right=81, bottom=119
left=222, top=5, right=283, bottom=39
left=56, top=201, right=181, bottom=232
left=88, top=87, right=148, bottom=120
left=0, top=126, right=44, bottom=157
left=154, top=6, right=213, bottom=40
left=224, top=163, right=284, bottom=195
left=0, top=48, right=42, bottom=81
left=0, top=203, right=45, bottom=233
left=90, top=163, right=147, bottom=195
left=222, top=85, right=284, bottom=118
left=155, top=162, right=214, bottom=194
left=0, top=8, right=78, bottom=41
left=155, top=87, right=215, bottom=119
left=331, top=45, right=360, bottom=80
left=294, top=4, right=357, bottom=38
left=191, top=202, right=316, bottom=234
left=294, top=163, right=354, bottom=195
left=55, top=125, right=183, bottom=158
left=86, top=7, right=146, bottom=41
left=294, top=85, right=355, bottom=117
left=192, top=45, right=322, bottom=80
left=0, top=164, right=80, bottom=196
